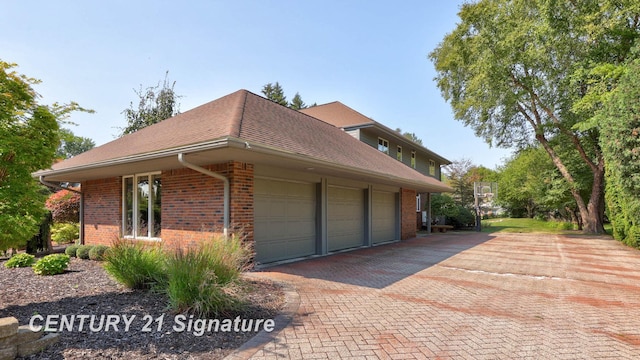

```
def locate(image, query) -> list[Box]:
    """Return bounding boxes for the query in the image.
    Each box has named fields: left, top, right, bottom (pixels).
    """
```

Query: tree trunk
left=580, top=161, right=606, bottom=234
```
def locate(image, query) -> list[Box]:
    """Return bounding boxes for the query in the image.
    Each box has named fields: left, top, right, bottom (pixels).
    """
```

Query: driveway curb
left=224, top=279, right=299, bottom=360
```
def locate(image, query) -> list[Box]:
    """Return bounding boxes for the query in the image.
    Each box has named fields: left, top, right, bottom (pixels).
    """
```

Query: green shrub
left=164, top=234, right=251, bottom=316
left=103, top=239, right=166, bottom=289
left=4, top=253, right=36, bottom=268
left=64, top=244, right=80, bottom=257
left=51, top=223, right=79, bottom=244
left=88, top=245, right=109, bottom=261
left=75, top=245, right=93, bottom=260
left=33, top=254, right=70, bottom=275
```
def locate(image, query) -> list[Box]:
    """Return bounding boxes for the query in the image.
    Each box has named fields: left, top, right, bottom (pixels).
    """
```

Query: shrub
left=4, top=253, right=36, bottom=268
left=103, top=239, right=166, bottom=289
left=65, top=244, right=80, bottom=257
left=51, top=223, right=79, bottom=244
left=163, top=234, right=251, bottom=316
left=45, top=190, right=80, bottom=223
left=88, top=245, right=109, bottom=261
left=33, top=254, right=70, bottom=275
left=76, top=245, right=93, bottom=260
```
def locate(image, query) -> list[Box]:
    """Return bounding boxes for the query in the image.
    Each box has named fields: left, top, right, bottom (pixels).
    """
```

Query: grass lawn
left=481, top=217, right=613, bottom=235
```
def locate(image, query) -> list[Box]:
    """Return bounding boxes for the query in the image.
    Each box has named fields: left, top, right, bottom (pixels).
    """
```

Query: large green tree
left=56, top=128, right=95, bottom=159
left=0, top=61, right=60, bottom=251
left=261, top=82, right=288, bottom=106
left=430, top=0, right=640, bottom=233
left=121, top=72, right=180, bottom=136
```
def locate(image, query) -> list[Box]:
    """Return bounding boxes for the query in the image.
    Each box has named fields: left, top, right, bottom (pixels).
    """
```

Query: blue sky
left=1, top=1, right=513, bottom=169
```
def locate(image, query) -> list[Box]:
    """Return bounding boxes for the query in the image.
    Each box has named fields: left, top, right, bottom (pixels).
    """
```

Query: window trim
left=411, top=151, right=416, bottom=169
left=122, top=172, right=162, bottom=241
left=378, top=137, right=390, bottom=154
left=396, top=145, right=402, bottom=161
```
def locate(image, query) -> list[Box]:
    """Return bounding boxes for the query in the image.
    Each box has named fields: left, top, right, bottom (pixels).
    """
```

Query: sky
left=1, top=1, right=514, bottom=169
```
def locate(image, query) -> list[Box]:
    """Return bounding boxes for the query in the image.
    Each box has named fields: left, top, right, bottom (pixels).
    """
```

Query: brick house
left=37, top=90, right=452, bottom=264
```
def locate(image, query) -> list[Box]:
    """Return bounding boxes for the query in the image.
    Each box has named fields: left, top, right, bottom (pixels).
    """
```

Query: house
left=36, top=90, right=452, bottom=264
left=301, top=102, right=452, bottom=228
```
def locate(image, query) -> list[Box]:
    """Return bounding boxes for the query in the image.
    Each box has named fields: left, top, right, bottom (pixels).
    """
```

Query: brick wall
left=83, top=177, right=121, bottom=246
left=400, top=188, right=417, bottom=240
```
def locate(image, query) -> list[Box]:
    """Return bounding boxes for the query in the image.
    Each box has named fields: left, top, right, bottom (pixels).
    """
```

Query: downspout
left=177, top=153, right=229, bottom=236
left=39, top=176, right=84, bottom=244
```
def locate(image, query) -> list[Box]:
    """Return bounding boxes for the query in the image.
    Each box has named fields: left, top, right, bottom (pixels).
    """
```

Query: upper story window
left=378, top=138, right=389, bottom=154
left=411, top=151, right=416, bottom=169
left=429, top=160, right=436, bottom=176
left=123, top=173, right=162, bottom=239
left=397, top=145, right=402, bottom=161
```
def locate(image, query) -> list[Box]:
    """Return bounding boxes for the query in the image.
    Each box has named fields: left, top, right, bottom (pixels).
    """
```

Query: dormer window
left=429, top=160, right=436, bottom=175
left=397, top=146, right=402, bottom=161
left=378, top=138, right=389, bottom=154
left=411, top=151, right=416, bottom=169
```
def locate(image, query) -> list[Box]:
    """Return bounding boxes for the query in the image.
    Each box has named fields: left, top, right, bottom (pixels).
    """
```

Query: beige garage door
left=254, top=179, right=316, bottom=263
left=328, top=186, right=365, bottom=252
left=372, top=191, right=397, bottom=244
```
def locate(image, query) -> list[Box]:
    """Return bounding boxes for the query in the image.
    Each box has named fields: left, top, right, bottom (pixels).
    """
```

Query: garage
left=372, top=191, right=398, bottom=244
left=254, top=178, right=317, bottom=263
left=328, top=185, right=365, bottom=252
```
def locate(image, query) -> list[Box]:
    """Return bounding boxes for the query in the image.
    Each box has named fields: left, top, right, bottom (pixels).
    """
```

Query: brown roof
left=43, top=90, right=451, bottom=192
left=300, top=101, right=374, bottom=128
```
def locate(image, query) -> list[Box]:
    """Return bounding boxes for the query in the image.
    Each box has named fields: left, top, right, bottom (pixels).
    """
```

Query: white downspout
left=39, top=176, right=84, bottom=244
left=177, top=153, right=229, bottom=236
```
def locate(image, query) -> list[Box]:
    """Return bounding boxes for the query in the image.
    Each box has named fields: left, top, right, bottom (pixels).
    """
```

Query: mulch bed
left=0, top=255, right=284, bottom=360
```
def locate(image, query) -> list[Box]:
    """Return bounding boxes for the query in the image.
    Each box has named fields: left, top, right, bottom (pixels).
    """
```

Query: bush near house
left=65, top=244, right=80, bottom=257
left=103, top=240, right=166, bottom=290
left=51, top=223, right=79, bottom=244
left=4, top=253, right=36, bottom=268
left=45, top=190, right=80, bottom=223
left=76, top=245, right=93, bottom=260
left=33, top=254, right=70, bottom=275
left=88, top=245, right=109, bottom=261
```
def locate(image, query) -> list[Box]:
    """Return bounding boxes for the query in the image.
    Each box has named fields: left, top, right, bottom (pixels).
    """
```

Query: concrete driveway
left=230, top=232, right=640, bottom=359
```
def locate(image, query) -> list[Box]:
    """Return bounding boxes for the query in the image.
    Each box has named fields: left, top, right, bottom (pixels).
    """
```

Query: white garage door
left=328, top=186, right=365, bottom=252
left=254, top=179, right=316, bottom=263
left=372, top=191, right=397, bottom=244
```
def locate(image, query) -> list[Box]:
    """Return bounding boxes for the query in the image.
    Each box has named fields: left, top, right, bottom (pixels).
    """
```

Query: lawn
left=481, top=217, right=613, bottom=235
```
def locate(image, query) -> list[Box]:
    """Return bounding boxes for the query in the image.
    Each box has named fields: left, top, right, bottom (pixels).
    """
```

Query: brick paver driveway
left=232, top=232, right=640, bottom=359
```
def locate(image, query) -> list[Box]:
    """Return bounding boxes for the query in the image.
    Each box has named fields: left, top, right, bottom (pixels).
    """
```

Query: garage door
left=372, top=191, right=397, bottom=244
left=254, top=179, right=316, bottom=263
left=328, top=186, right=365, bottom=252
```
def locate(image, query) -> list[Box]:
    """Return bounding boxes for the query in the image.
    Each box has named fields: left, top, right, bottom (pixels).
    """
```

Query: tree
left=0, top=61, right=60, bottom=251
left=56, top=128, right=95, bottom=159
left=289, top=92, right=307, bottom=110
left=598, top=55, right=640, bottom=247
left=121, top=71, right=180, bottom=136
left=429, top=0, right=640, bottom=234
left=395, top=128, right=423, bottom=145
left=261, top=82, right=288, bottom=106
left=45, top=189, right=80, bottom=223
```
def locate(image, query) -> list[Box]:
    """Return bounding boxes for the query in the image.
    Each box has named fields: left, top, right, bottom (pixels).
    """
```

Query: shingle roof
left=45, top=90, right=451, bottom=192
left=299, top=101, right=375, bottom=128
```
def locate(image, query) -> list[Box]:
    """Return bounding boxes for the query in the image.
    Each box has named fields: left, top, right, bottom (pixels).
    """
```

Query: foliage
left=431, top=194, right=476, bottom=229
left=481, top=218, right=577, bottom=234
left=395, top=128, right=423, bottom=145
left=56, top=128, right=95, bottom=159
left=51, top=222, right=79, bottom=244
left=163, top=234, right=251, bottom=316
left=46, top=190, right=80, bottom=223
left=599, top=56, right=640, bottom=248
left=103, top=239, right=166, bottom=289
left=261, top=82, right=288, bottom=106
left=444, top=158, right=497, bottom=210
left=88, top=245, right=109, bottom=261
left=4, top=253, right=35, bottom=268
left=0, top=61, right=60, bottom=252
left=33, top=254, right=70, bottom=275
left=121, top=71, right=180, bottom=136
left=429, top=0, right=640, bottom=233
left=289, top=92, right=307, bottom=110
left=26, top=211, right=52, bottom=254
left=64, top=244, right=80, bottom=257
left=76, top=245, right=92, bottom=260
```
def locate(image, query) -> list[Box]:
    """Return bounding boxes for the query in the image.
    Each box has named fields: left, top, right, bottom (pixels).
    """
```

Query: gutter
left=39, top=176, right=84, bottom=245
left=177, top=153, right=229, bottom=236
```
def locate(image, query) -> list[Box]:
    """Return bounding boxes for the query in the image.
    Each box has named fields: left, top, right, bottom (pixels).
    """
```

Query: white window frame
left=397, top=145, right=402, bottom=161
left=378, top=137, right=389, bottom=154
left=429, top=160, right=436, bottom=176
left=122, top=172, right=162, bottom=240
left=411, top=151, right=416, bottom=169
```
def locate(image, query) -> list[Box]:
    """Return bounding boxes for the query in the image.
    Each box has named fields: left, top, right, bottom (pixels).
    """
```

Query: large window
left=123, top=173, right=161, bottom=239
left=378, top=138, right=389, bottom=154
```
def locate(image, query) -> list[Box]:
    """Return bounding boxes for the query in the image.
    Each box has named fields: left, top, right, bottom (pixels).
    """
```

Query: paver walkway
left=232, top=232, right=640, bottom=359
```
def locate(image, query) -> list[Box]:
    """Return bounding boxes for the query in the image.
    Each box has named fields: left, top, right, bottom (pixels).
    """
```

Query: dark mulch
left=0, top=256, right=284, bottom=360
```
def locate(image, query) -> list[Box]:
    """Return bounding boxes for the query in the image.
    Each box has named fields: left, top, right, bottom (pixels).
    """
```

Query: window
left=123, top=173, right=161, bottom=239
left=378, top=137, right=389, bottom=154
left=396, top=145, right=402, bottom=161
left=429, top=160, right=436, bottom=176
left=416, top=194, right=421, bottom=212
left=411, top=151, right=416, bottom=169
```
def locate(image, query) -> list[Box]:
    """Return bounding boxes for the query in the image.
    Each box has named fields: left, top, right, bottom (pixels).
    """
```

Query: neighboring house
left=36, top=90, right=452, bottom=264
left=301, top=102, right=452, bottom=228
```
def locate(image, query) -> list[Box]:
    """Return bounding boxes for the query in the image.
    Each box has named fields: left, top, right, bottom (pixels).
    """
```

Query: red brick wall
left=400, top=188, right=417, bottom=240
left=83, top=177, right=121, bottom=246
